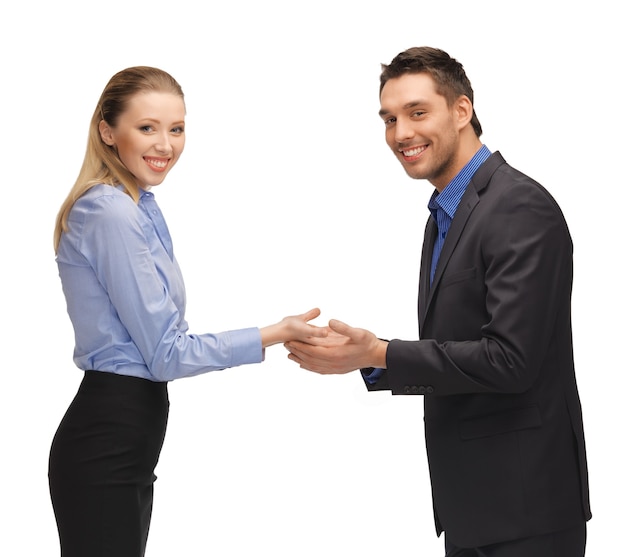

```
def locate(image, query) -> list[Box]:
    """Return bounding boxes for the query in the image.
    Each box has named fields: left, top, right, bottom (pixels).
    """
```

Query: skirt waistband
left=80, top=370, right=168, bottom=397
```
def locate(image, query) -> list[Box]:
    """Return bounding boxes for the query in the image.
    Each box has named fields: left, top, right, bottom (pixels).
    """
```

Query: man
left=285, top=47, right=591, bottom=556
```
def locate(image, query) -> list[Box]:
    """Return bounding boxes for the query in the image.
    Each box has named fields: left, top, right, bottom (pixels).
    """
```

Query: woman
left=49, top=66, right=324, bottom=557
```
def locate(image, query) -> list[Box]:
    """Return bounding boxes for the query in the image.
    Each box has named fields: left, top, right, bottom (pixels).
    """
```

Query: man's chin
left=403, top=167, right=427, bottom=181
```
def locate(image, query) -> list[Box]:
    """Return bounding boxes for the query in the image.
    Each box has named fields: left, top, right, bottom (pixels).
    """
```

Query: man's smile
left=400, top=145, right=428, bottom=161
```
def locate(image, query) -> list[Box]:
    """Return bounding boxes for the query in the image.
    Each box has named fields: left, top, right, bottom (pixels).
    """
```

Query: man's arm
left=286, top=174, right=573, bottom=397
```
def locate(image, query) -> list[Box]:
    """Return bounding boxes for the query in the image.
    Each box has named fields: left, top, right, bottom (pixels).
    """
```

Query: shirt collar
left=428, top=144, right=491, bottom=219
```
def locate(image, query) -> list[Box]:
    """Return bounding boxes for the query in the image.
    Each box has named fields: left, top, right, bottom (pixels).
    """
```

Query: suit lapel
left=419, top=184, right=480, bottom=333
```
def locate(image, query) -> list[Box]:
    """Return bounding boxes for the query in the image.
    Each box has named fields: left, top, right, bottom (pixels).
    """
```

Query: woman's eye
left=171, top=126, right=184, bottom=134
left=139, top=125, right=153, bottom=132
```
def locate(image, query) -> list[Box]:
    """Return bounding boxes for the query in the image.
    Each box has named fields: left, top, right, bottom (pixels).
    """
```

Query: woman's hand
left=260, top=308, right=327, bottom=347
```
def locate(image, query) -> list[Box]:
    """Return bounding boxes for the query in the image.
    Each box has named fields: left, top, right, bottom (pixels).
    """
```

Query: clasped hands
left=283, top=311, right=388, bottom=375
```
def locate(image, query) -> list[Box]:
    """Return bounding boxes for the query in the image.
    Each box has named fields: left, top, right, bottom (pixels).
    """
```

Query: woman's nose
left=154, top=133, right=172, bottom=154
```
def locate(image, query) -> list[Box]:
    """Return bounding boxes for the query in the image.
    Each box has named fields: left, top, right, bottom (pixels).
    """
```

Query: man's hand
left=285, top=319, right=388, bottom=374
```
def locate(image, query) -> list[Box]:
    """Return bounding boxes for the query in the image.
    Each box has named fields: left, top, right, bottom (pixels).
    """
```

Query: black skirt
left=49, top=370, right=169, bottom=557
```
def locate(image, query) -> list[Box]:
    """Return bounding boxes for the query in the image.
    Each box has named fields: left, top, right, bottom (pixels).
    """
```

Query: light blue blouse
left=56, top=184, right=263, bottom=382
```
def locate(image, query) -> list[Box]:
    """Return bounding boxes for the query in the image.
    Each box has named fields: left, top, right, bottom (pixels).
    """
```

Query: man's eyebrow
left=379, top=100, right=427, bottom=118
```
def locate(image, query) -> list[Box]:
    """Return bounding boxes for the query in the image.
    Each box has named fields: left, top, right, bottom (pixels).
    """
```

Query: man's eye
left=384, top=117, right=396, bottom=126
left=412, top=111, right=425, bottom=118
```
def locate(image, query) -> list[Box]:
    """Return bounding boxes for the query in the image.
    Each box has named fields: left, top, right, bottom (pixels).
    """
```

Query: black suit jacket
left=367, top=152, right=591, bottom=548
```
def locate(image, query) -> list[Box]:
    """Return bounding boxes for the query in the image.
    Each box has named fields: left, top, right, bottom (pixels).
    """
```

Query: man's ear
left=455, top=95, right=474, bottom=131
left=99, top=119, right=115, bottom=146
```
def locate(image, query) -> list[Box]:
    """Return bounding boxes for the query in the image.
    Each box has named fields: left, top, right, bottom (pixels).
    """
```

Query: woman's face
left=99, top=91, right=186, bottom=189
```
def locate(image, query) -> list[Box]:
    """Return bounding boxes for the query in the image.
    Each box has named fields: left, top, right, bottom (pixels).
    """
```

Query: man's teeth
left=403, top=146, right=425, bottom=157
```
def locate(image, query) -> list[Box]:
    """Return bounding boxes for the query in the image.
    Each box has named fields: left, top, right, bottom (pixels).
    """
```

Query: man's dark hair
left=380, top=47, right=482, bottom=137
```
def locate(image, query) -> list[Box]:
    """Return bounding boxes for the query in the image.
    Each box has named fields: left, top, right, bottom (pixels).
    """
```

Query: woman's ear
left=99, top=119, right=115, bottom=146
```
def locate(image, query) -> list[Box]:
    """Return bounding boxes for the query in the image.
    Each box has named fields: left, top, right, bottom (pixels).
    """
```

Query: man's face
left=379, top=72, right=462, bottom=191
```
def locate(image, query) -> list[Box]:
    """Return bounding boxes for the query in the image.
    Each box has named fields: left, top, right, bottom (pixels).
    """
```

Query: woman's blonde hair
left=53, top=66, right=184, bottom=252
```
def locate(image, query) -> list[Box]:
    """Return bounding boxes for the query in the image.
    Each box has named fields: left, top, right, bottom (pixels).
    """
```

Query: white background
left=1, top=1, right=623, bottom=555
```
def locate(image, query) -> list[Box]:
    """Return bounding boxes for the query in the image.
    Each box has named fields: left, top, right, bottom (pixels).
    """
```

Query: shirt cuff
left=226, top=327, right=264, bottom=367
left=362, top=367, right=384, bottom=385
